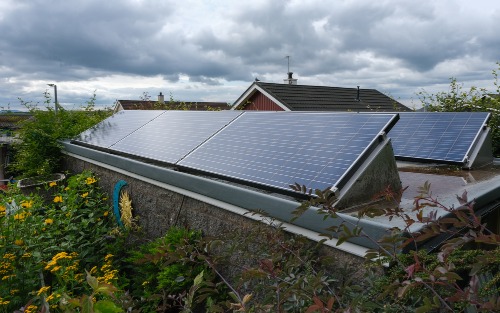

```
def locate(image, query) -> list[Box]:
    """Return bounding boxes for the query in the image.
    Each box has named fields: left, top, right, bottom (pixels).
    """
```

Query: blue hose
left=113, top=180, right=128, bottom=228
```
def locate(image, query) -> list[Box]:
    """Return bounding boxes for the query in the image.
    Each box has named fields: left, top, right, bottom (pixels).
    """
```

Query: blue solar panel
left=109, top=111, right=242, bottom=163
left=178, top=112, right=398, bottom=193
left=74, top=110, right=164, bottom=148
left=387, top=112, right=490, bottom=164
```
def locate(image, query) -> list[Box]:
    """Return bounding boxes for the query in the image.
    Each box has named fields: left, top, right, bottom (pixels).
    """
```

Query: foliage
left=10, top=91, right=112, bottom=177
left=199, top=220, right=364, bottom=312
left=0, top=170, right=119, bottom=312
left=290, top=182, right=500, bottom=312
left=418, top=62, right=500, bottom=157
left=2, top=168, right=499, bottom=312
left=124, top=226, right=226, bottom=312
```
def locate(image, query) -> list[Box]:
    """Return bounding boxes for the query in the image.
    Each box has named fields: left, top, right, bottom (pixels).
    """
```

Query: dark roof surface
left=0, top=112, right=32, bottom=129
left=116, top=100, right=230, bottom=111
left=244, top=82, right=411, bottom=112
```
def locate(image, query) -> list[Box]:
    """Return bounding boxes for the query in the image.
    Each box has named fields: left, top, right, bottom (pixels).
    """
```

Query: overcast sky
left=1, top=0, right=499, bottom=111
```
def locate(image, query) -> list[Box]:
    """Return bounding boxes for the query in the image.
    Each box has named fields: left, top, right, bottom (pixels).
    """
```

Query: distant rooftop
left=115, top=93, right=230, bottom=112
left=233, top=81, right=411, bottom=112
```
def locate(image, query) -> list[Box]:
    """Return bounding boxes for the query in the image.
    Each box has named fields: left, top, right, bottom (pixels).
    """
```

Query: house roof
left=0, top=112, right=32, bottom=129
left=233, top=82, right=412, bottom=112
left=115, top=100, right=230, bottom=112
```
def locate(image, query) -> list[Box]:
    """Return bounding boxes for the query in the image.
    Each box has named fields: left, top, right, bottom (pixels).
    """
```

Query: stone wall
left=62, top=154, right=368, bottom=278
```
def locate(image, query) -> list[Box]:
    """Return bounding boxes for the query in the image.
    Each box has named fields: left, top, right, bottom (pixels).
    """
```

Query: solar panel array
left=74, top=110, right=491, bottom=195
left=74, top=111, right=397, bottom=194
left=387, top=112, right=490, bottom=164
left=109, top=111, right=242, bottom=163
left=178, top=112, right=397, bottom=192
left=73, top=110, right=242, bottom=164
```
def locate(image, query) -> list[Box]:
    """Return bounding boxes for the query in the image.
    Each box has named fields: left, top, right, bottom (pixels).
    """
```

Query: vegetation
left=418, top=62, right=500, bottom=157
left=10, top=91, right=112, bottom=178
left=1, top=172, right=499, bottom=311
left=0, top=171, right=121, bottom=312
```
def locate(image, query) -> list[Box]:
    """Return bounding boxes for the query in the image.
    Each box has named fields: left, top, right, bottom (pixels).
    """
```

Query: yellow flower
left=3, top=253, right=16, bottom=261
left=10, top=289, right=18, bottom=295
left=37, top=286, right=50, bottom=296
left=86, top=177, right=97, bottom=185
left=53, top=196, right=63, bottom=203
left=103, top=211, right=109, bottom=217
left=21, top=201, right=33, bottom=208
left=0, top=297, right=10, bottom=305
left=81, top=192, right=89, bottom=198
left=50, top=266, right=61, bottom=273
left=64, top=187, right=70, bottom=191
left=0, top=206, right=5, bottom=212
left=46, top=294, right=54, bottom=302
left=14, top=239, right=23, bottom=246
left=24, top=304, right=38, bottom=313
left=49, top=181, right=57, bottom=187
left=22, top=253, right=32, bottom=258
left=45, top=218, right=54, bottom=225
left=14, top=212, right=27, bottom=221
left=104, top=254, right=113, bottom=261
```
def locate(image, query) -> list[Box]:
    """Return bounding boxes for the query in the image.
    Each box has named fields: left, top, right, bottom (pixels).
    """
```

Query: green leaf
left=193, top=270, right=204, bottom=286
left=86, top=270, right=99, bottom=290
left=94, top=300, right=124, bottom=313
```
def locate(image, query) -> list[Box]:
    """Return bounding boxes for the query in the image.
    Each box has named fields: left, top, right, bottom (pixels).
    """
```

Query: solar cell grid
left=74, top=110, right=165, bottom=148
left=388, top=112, right=490, bottom=164
left=109, top=110, right=243, bottom=164
left=178, top=112, right=397, bottom=193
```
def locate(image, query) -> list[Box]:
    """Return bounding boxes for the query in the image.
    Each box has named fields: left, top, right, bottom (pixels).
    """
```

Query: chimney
left=158, top=92, right=165, bottom=104
left=355, top=86, right=360, bottom=101
left=284, top=72, right=298, bottom=85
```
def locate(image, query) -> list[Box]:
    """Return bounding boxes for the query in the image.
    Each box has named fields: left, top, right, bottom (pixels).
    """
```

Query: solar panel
left=109, top=111, right=242, bottom=163
left=387, top=112, right=490, bottom=165
left=74, top=110, right=165, bottom=148
left=178, top=112, right=398, bottom=194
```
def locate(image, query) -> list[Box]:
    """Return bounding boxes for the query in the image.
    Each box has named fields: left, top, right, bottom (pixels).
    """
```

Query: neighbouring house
left=114, top=92, right=230, bottom=112
left=232, top=72, right=411, bottom=112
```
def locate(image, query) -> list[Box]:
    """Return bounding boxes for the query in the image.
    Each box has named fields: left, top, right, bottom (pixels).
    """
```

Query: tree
left=10, top=91, right=112, bottom=177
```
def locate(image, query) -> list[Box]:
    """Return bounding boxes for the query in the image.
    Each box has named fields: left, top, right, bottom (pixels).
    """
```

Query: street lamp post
left=47, top=84, right=58, bottom=115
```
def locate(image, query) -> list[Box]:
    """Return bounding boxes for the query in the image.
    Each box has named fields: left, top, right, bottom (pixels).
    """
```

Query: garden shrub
left=0, top=170, right=119, bottom=312
left=125, top=226, right=223, bottom=312
left=10, top=92, right=111, bottom=178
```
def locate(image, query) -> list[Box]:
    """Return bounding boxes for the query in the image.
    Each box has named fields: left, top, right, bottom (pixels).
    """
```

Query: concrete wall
left=62, top=154, right=367, bottom=277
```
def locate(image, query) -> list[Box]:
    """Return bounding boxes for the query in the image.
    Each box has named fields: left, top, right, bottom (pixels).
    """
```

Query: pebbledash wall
left=62, top=152, right=368, bottom=271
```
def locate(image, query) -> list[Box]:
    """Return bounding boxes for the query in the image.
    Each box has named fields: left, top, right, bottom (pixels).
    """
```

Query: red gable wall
left=242, top=92, right=285, bottom=111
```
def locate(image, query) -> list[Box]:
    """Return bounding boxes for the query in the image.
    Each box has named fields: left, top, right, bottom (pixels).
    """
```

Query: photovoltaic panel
left=387, top=112, right=490, bottom=164
left=178, top=112, right=398, bottom=194
left=74, top=110, right=165, bottom=148
left=109, top=111, right=242, bottom=163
